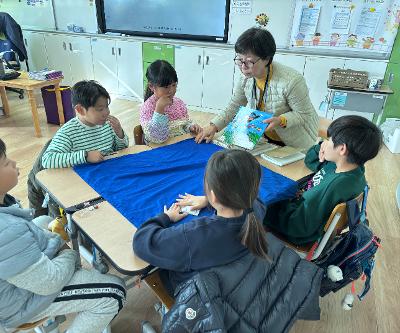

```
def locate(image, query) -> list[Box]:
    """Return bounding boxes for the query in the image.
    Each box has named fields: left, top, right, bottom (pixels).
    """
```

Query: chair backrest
left=133, top=124, right=145, bottom=145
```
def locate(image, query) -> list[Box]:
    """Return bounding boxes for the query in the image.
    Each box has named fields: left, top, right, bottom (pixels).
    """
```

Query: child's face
left=0, top=154, right=19, bottom=194
left=323, top=137, right=345, bottom=162
left=76, top=96, right=110, bottom=126
left=151, top=82, right=177, bottom=99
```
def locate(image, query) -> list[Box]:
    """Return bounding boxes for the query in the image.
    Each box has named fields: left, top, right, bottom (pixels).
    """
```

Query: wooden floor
left=1, top=92, right=399, bottom=333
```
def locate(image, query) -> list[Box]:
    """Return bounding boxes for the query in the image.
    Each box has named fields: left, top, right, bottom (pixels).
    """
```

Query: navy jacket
left=0, top=13, right=27, bottom=62
left=133, top=199, right=266, bottom=292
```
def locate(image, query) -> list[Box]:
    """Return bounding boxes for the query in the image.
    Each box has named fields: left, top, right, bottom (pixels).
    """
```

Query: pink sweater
left=139, top=94, right=192, bottom=143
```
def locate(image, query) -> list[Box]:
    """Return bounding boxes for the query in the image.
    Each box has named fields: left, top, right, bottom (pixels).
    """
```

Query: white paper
left=331, top=5, right=352, bottom=34
left=355, top=6, right=381, bottom=36
left=232, top=0, right=252, bottom=15
left=298, top=4, right=321, bottom=35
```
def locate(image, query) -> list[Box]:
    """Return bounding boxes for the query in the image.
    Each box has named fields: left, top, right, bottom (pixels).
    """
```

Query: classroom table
left=36, top=135, right=312, bottom=275
left=0, top=72, right=65, bottom=137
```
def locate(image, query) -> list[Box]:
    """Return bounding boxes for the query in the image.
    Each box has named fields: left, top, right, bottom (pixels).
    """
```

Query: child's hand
left=189, top=124, right=202, bottom=136
left=107, top=115, right=124, bottom=139
left=176, top=193, right=208, bottom=210
left=155, top=96, right=173, bottom=114
left=87, top=150, right=104, bottom=163
left=319, top=140, right=328, bottom=162
left=164, top=203, right=188, bottom=222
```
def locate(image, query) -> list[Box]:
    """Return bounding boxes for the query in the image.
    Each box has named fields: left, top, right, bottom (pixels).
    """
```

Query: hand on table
left=87, top=150, right=104, bottom=163
left=195, top=124, right=218, bottom=143
left=175, top=193, right=208, bottom=211
left=164, top=203, right=188, bottom=222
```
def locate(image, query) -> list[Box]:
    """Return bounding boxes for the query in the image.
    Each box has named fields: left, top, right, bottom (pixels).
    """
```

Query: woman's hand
left=189, top=124, right=202, bottom=136
left=263, top=116, right=281, bottom=132
left=175, top=193, right=208, bottom=210
left=164, top=203, right=188, bottom=222
left=195, top=124, right=218, bottom=143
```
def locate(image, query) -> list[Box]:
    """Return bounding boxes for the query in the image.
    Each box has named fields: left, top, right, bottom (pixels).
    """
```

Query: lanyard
left=253, top=64, right=271, bottom=111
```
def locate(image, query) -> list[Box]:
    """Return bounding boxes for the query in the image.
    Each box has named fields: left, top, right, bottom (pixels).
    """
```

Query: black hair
left=144, top=60, right=178, bottom=101
left=71, top=80, right=110, bottom=109
left=327, top=115, right=382, bottom=165
left=235, top=27, right=276, bottom=64
left=205, top=150, right=269, bottom=259
left=0, top=138, right=5, bottom=159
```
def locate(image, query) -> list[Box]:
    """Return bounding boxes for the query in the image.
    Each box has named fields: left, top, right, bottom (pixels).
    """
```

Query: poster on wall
left=290, top=0, right=400, bottom=55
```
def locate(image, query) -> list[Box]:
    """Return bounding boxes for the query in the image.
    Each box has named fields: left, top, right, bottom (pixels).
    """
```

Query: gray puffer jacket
left=162, top=234, right=323, bottom=333
left=0, top=204, right=64, bottom=328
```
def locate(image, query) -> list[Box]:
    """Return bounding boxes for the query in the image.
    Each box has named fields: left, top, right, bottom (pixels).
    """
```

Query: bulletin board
left=290, top=0, right=400, bottom=55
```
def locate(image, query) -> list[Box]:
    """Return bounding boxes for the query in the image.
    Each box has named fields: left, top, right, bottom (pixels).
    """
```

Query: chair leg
left=141, top=321, right=157, bottom=333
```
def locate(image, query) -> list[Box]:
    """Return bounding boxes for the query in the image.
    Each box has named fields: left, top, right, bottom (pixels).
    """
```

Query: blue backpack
left=317, top=186, right=381, bottom=300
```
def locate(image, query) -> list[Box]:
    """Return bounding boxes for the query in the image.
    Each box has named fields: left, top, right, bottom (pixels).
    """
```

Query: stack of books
left=28, top=69, right=63, bottom=81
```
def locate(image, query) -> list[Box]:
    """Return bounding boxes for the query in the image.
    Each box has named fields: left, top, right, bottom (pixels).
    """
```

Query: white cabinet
left=22, top=31, right=48, bottom=71
left=343, top=59, right=388, bottom=79
left=91, top=38, right=143, bottom=98
left=44, top=34, right=93, bottom=86
left=175, top=46, right=235, bottom=110
left=274, top=53, right=306, bottom=75
left=303, top=56, right=345, bottom=112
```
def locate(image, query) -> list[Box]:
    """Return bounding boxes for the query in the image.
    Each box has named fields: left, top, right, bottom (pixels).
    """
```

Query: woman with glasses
left=195, top=27, right=318, bottom=149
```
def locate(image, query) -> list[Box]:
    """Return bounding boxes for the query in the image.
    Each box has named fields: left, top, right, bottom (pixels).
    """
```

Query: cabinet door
left=344, top=59, right=387, bottom=79
left=68, top=36, right=94, bottom=83
left=382, top=62, right=400, bottom=121
left=274, top=54, right=306, bottom=75
left=202, top=48, right=235, bottom=110
left=44, top=34, right=72, bottom=84
left=303, top=56, right=345, bottom=113
left=174, top=45, right=203, bottom=107
left=116, top=40, right=143, bottom=99
left=91, top=38, right=118, bottom=94
left=23, top=31, right=48, bottom=71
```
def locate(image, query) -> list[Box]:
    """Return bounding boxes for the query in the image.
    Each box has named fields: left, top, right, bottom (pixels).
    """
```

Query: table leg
left=54, top=83, right=65, bottom=125
left=0, top=86, right=10, bottom=116
left=27, top=90, right=42, bottom=137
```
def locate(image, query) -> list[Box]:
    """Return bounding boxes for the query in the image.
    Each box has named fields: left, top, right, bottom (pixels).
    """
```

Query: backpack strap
left=360, top=185, right=369, bottom=224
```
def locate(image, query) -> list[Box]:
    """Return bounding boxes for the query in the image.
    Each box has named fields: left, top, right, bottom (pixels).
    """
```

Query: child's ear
left=208, top=189, right=218, bottom=205
left=148, top=83, right=155, bottom=92
left=75, top=104, right=86, bottom=116
left=339, top=143, right=348, bottom=157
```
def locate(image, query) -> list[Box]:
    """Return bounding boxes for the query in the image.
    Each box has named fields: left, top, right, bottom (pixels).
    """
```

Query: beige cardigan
left=211, top=62, right=319, bottom=149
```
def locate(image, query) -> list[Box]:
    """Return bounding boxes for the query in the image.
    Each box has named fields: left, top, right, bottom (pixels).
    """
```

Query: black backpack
left=316, top=186, right=381, bottom=300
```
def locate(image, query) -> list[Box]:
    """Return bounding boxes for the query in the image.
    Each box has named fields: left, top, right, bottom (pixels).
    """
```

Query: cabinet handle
left=389, top=73, right=394, bottom=83
left=112, top=47, right=115, bottom=55
left=69, top=42, right=72, bottom=51
left=198, top=55, right=201, bottom=64
left=24, top=38, right=27, bottom=46
left=63, top=41, right=66, bottom=50
left=206, top=56, right=210, bottom=65
left=118, top=47, right=121, bottom=56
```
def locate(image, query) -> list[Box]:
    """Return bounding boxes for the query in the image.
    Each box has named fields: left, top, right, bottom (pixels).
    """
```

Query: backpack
left=316, top=186, right=381, bottom=300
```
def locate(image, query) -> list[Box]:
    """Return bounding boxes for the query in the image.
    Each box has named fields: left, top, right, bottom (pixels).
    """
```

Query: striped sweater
left=42, top=117, right=129, bottom=169
left=140, top=95, right=192, bottom=144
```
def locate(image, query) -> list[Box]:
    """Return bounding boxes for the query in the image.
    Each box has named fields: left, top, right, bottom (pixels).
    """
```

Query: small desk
left=0, top=72, right=65, bottom=137
left=36, top=137, right=311, bottom=275
left=327, top=85, right=394, bottom=124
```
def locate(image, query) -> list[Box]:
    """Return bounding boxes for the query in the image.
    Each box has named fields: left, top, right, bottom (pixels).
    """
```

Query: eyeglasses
left=233, top=56, right=261, bottom=68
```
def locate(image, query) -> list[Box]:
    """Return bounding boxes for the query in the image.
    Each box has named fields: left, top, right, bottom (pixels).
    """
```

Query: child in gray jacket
left=0, top=138, right=126, bottom=332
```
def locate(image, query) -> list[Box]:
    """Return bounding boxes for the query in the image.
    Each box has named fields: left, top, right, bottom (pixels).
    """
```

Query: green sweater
left=264, top=143, right=366, bottom=245
left=42, top=117, right=129, bottom=169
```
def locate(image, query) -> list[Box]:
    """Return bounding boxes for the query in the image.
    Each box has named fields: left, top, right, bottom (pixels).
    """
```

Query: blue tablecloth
left=74, top=139, right=298, bottom=227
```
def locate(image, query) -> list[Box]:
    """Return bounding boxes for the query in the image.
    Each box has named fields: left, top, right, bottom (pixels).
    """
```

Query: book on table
left=261, top=146, right=305, bottom=166
left=213, top=106, right=278, bottom=155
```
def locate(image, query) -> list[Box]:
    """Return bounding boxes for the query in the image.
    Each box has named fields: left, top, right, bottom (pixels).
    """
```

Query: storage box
left=328, top=68, right=369, bottom=89
left=381, top=118, right=400, bottom=154
left=41, top=85, right=75, bottom=125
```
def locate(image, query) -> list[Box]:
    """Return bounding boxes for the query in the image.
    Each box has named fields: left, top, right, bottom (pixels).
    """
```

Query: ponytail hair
left=240, top=210, right=269, bottom=259
left=143, top=59, right=178, bottom=101
left=205, top=150, right=269, bottom=260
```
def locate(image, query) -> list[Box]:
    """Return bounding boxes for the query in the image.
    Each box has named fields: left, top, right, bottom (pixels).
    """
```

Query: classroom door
left=44, top=34, right=72, bottom=84
left=382, top=62, right=400, bottom=121
left=116, top=40, right=143, bottom=99
left=202, top=48, right=235, bottom=110
left=303, top=56, right=345, bottom=114
left=91, top=38, right=118, bottom=94
left=23, top=31, right=48, bottom=72
left=68, top=36, right=94, bottom=84
left=174, top=45, right=203, bottom=107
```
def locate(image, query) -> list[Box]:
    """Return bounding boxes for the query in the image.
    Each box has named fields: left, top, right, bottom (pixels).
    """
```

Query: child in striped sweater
left=42, top=80, right=129, bottom=169
left=140, top=60, right=201, bottom=144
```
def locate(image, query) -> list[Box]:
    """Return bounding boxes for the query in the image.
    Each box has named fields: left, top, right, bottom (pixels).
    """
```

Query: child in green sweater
left=264, top=115, right=382, bottom=245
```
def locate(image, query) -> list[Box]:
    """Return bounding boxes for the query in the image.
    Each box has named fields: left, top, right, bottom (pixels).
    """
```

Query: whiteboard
left=0, top=0, right=55, bottom=30
left=53, top=0, right=98, bottom=33
left=228, top=0, right=297, bottom=48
